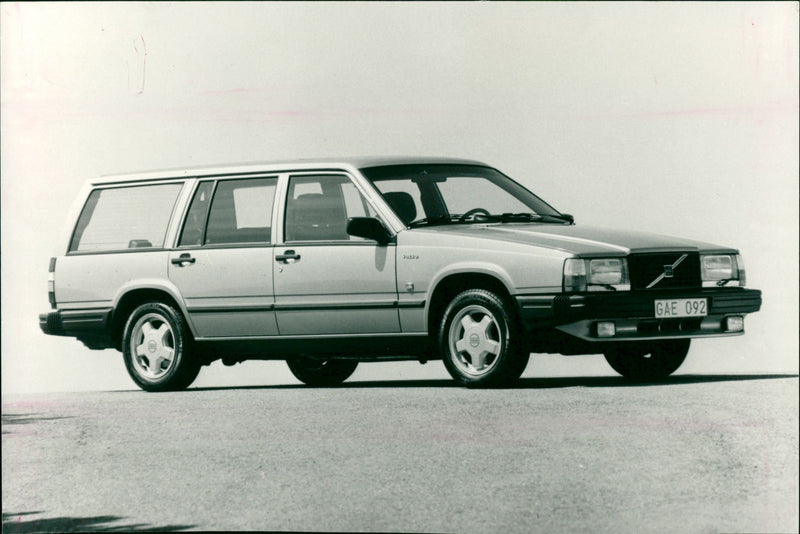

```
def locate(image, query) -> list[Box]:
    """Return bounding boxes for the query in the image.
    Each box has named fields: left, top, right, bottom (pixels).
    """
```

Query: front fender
left=422, top=262, right=517, bottom=329
left=426, top=262, right=517, bottom=301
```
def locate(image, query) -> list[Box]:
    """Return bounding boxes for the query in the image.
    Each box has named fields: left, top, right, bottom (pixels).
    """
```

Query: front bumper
left=516, top=288, right=762, bottom=341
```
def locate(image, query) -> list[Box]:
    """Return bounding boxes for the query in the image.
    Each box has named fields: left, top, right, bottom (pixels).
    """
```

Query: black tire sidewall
left=286, top=357, right=358, bottom=387
left=604, top=339, right=690, bottom=381
left=439, top=289, right=527, bottom=388
left=122, top=302, right=198, bottom=392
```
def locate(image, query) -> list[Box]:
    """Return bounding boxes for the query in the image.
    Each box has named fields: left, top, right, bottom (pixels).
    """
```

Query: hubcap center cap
left=468, top=333, right=481, bottom=348
left=463, top=327, right=487, bottom=357
left=147, top=340, right=158, bottom=353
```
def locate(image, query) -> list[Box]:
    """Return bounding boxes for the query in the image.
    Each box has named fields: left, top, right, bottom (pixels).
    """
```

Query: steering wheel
left=459, top=208, right=491, bottom=223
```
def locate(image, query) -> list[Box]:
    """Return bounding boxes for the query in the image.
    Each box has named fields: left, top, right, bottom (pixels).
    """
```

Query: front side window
left=284, top=175, right=375, bottom=242
left=69, top=183, right=183, bottom=252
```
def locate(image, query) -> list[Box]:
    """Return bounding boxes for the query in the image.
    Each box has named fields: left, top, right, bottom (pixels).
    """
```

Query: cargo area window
left=69, top=183, right=183, bottom=252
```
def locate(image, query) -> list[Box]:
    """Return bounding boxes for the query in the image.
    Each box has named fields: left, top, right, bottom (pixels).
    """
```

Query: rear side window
left=178, top=181, right=214, bottom=246
left=203, top=177, right=277, bottom=245
left=69, top=183, right=183, bottom=252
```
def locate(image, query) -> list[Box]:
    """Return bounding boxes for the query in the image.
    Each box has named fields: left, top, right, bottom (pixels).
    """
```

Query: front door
left=168, top=176, right=279, bottom=338
left=273, top=173, right=399, bottom=336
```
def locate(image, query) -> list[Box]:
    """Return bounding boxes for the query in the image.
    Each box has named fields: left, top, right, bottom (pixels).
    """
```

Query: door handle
left=171, top=253, right=196, bottom=266
left=276, top=250, right=301, bottom=263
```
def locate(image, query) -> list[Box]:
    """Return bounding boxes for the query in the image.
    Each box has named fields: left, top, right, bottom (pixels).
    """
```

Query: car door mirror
left=346, top=217, right=392, bottom=245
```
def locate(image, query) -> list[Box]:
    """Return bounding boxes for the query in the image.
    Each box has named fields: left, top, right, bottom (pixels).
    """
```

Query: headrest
left=383, top=191, right=417, bottom=225
left=286, top=193, right=348, bottom=241
left=293, top=193, right=326, bottom=208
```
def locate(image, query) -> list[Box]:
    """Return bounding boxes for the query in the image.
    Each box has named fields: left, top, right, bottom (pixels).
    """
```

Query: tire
left=286, top=357, right=358, bottom=387
left=604, top=339, right=690, bottom=382
left=439, top=289, right=530, bottom=388
left=122, top=302, right=200, bottom=392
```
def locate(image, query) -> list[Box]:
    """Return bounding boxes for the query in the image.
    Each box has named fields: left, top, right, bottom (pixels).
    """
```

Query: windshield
left=360, top=164, right=566, bottom=227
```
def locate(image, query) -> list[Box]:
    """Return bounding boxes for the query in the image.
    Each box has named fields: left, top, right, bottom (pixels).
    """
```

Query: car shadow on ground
left=1, top=512, right=195, bottom=533
left=1, top=414, right=75, bottom=434
left=182, top=373, right=798, bottom=392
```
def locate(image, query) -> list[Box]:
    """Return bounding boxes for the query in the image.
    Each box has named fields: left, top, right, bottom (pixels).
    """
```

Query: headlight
left=701, top=254, right=745, bottom=286
left=588, top=258, right=628, bottom=286
left=563, top=258, right=629, bottom=292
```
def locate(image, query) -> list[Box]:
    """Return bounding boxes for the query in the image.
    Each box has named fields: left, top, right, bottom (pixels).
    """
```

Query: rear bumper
left=39, top=308, right=114, bottom=348
left=516, top=288, right=762, bottom=341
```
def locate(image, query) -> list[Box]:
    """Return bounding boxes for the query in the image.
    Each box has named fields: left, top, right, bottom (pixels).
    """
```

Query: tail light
left=48, top=257, right=56, bottom=309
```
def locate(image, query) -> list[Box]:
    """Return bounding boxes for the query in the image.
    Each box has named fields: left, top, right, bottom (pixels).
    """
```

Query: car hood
left=414, top=223, right=737, bottom=256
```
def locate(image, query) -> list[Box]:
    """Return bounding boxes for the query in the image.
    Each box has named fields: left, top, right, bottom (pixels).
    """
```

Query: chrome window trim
left=65, top=248, right=171, bottom=257
left=350, top=167, right=406, bottom=233
left=279, top=241, right=397, bottom=248
left=274, top=173, right=289, bottom=244
left=168, top=178, right=199, bottom=249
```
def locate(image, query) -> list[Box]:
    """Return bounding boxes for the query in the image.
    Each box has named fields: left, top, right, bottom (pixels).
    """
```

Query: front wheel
left=604, top=339, right=690, bottom=381
left=439, top=289, right=529, bottom=388
left=286, top=357, right=358, bottom=386
left=122, top=302, right=200, bottom=392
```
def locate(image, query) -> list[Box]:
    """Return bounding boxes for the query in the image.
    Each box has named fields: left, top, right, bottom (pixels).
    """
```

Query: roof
left=93, top=156, right=489, bottom=185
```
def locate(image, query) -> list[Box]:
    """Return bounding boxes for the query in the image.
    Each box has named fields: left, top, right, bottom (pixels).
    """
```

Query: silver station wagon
left=40, top=157, right=762, bottom=391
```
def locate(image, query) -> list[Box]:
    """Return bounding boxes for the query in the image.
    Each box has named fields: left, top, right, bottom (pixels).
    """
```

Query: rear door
left=168, top=176, right=279, bottom=338
left=272, top=173, right=399, bottom=335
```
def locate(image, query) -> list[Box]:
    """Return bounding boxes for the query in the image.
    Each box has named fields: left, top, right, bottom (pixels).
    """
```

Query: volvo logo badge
left=646, top=254, right=687, bottom=289
left=469, top=333, right=481, bottom=348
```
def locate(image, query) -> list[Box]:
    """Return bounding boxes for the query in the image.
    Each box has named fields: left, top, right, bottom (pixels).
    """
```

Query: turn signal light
left=596, top=321, right=616, bottom=338
left=723, top=316, right=744, bottom=332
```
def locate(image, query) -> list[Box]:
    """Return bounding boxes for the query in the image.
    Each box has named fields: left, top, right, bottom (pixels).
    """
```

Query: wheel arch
left=425, top=266, right=518, bottom=338
left=110, top=282, right=192, bottom=350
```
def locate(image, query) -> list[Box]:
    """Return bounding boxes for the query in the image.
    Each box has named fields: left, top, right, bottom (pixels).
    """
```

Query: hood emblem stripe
left=646, top=254, right=688, bottom=289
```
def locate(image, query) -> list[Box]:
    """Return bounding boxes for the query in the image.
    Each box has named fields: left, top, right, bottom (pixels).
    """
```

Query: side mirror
left=560, top=213, right=575, bottom=224
left=346, top=217, right=392, bottom=245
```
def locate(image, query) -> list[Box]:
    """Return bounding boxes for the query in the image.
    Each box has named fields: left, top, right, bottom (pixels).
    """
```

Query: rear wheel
left=604, top=339, right=690, bottom=381
left=122, top=302, right=200, bottom=392
left=286, top=357, right=358, bottom=386
left=439, top=289, right=529, bottom=388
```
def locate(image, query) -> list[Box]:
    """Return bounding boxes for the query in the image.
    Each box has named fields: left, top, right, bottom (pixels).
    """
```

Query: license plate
left=654, top=298, right=707, bottom=318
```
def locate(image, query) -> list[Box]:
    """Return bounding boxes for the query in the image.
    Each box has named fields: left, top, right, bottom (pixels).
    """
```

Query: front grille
left=628, top=252, right=701, bottom=290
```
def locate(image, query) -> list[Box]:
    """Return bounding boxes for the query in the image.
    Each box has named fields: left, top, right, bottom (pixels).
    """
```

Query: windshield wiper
left=588, top=283, right=617, bottom=291
left=468, top=213, right=543, bottom=223
left=408, top=212, right=572, bottom=227
left=407, top=215, right=455, bottom=228
left=540, top=213, right=574, bottom=224
left=499, top=213, right=544, bottom=223
left=472, top=213, right=574, bottom=224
